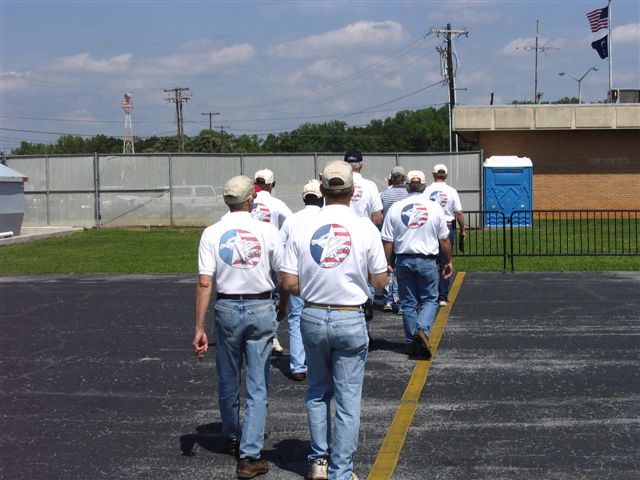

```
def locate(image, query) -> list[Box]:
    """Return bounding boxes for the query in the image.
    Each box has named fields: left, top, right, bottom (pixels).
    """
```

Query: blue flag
left=591, top=34, right=608, bottom=59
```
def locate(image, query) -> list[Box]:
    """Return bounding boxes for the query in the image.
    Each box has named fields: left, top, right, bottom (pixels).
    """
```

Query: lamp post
left=558, top=67, right=598, bottom=104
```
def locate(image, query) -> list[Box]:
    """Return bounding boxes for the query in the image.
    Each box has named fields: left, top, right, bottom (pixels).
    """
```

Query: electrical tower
left=164, top=87, right=191, bottom=152
left=121, top=92, right=134, bottom=154
left=430, top=24, right=468, bottom=152
left=516, top=20, right=558, bottom=103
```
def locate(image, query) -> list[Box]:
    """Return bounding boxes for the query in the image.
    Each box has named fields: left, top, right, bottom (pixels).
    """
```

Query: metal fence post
left=314, top=152, right=318, bottom=178
left=94, top=153, right=101, bottom=228
left=45, top=154, right=50, bottom=226
left=240, top=153, right=245, bottom=176
left=168, top=154, right=174, bottom=227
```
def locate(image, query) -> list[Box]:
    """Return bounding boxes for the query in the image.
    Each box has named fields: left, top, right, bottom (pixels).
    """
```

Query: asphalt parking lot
left=1, top=272, right=638, bottom=480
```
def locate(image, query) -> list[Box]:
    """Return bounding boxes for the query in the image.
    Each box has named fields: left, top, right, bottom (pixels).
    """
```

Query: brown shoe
left=237, top=458, right=268, bottom=479
left=405, top=341, right=419, bottom=356
left=290, top=372, right=307, bottom=382
left=415, top=329, right=432, bottom=360
left=227, top=438, right=240, bottom=457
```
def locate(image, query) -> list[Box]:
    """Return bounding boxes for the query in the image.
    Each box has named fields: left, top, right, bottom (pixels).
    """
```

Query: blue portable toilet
left=483, top=156, right=533, bottom=227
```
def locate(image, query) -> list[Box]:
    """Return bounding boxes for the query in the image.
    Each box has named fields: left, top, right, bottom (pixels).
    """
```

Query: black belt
left=217, top=292, right=272, bottom=300
left=304, top=302, right=364, bottom=312
left=396, top=253, right=437, bottom=260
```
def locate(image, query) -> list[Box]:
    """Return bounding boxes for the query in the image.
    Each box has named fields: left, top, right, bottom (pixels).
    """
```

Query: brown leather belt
left=217, top=292, right=272, bottom=300
left=304, top=302, right=364, bottom=312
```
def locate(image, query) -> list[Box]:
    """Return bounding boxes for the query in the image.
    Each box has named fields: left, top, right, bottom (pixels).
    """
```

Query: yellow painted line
left=367, top=272, right=466, bottom=480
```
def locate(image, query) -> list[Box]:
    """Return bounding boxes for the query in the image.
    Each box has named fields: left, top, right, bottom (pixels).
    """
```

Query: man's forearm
left=195, top=275, right=213, bottom=332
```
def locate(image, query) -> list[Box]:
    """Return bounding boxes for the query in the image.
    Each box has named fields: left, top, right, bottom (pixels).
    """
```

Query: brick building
left=453, top=104, right=640, bottom=210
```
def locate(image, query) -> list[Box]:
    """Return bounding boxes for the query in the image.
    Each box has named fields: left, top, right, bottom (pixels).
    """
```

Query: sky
left=1, top=0, right=639, bottom=153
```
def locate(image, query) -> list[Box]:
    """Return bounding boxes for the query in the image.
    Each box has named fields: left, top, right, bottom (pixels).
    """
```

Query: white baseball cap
left=223, top=176, right=254, bottom=205
left=406, top=170, right=426, bottom=185
left=254, top=169, right=274, bottom=184
left=321, top=161, right=353, bottom=190
left=433, top=163, right=448, bottom=174
left=302, top=179, right=322, bottom=199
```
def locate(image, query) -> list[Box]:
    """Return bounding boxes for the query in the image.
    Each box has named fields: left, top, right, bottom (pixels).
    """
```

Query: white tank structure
left=121, top=92, right=135, bottom=154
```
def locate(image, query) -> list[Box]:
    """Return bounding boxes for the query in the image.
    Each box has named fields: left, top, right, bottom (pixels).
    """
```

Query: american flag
left=586, top=6, right=609, bottom=32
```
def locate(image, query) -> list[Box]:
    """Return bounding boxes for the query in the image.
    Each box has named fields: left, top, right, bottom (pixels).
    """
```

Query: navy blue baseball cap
left=344, top=148, right=363, bottom=163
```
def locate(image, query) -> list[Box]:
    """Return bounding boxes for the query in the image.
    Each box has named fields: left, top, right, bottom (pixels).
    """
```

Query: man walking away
left=381, top=170, right=452, bottom=359
left=193, top=175, right=286, bottom=479
left=379, top=166, right=408, bottom=314
left=252, top=168, right=293, bottom=354
left=424, top=164, right=464, bottom=307
left=279, top=179, right=324, bottom=381
left=280, top=161, right=387, bottom=480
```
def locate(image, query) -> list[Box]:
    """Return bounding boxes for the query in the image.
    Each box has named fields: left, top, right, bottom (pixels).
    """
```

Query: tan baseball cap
left=302, top=179, right=322, bottom=198
left=321, top=161, right=353, bottom=190
left=223, top=175, right=254, bottom=205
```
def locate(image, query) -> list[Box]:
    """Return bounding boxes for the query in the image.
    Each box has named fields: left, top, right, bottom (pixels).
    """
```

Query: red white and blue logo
left=429, top=190, right=447, bottom=208
left=219, top=229, right=261, bottom=269
left=351, top=184, right=363, bottom=203
left=401, top=203, right=429, bottom=229
left=310, top=224, right=352, bottom=269
left=251, top=202, right=272, bottom=223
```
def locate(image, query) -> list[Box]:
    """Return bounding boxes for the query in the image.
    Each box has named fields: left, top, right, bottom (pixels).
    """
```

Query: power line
left=164, top=87, right=191, bottom=152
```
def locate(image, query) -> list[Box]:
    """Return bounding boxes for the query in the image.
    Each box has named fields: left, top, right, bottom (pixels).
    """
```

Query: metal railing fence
left=509, top=210, right=640, bottom=271
left=452, top=210, right=639, bottom=272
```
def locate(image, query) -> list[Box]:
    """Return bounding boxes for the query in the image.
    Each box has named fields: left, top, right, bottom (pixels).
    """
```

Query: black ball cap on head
left=344, top=148, right=363, bottom=163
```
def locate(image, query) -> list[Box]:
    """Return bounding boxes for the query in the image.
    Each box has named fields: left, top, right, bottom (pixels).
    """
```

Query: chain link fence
left=6, top=152, right=483, bottom=228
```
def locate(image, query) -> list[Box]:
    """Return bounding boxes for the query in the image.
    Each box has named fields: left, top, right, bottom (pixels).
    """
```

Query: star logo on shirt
left=251, top=202, right=272, bottom=223
left=219, top=229, right=261, bottom=269
left=401, top=203, right=429, bottom=229
left=310, top=224, right=351, bottom=268
left=351, top=184, right=363, bottom=202
left=429, top=190, right=447, bottom=208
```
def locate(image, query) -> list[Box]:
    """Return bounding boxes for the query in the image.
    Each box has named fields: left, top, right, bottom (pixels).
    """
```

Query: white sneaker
left=307, top=458, right=328, bottom=480
left=272, top=336, right=284, bottom=355
left=383, top=302, right=393, bottom=311
left=438, top=300, right=448, bottom=307
left=349, top=474, right=359, bottom=480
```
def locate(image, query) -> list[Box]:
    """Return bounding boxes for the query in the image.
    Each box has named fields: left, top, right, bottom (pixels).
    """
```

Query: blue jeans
left=287, top=294, right=306, bottom=374
left=395, top=255, right=439, bottom=343
left=214, top=299, right=276, bottom=459
left=301, top=307, right=369, bottom=480
left=382, top=271, right=399, bottom=304
left=437, top=225, right=455, bottom=301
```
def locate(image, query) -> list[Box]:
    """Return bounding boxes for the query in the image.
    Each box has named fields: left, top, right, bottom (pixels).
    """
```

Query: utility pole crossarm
left=164, top=87, right=191, bottom=153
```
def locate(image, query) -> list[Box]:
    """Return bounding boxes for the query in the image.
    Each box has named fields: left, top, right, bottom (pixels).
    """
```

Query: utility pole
left=430, top=24, right=468, bottom=152
left=164, top=87, right=191, bottom=152
left=516, top=20, right=558, bottom=103
left=201, top=112, right=220, bottom=152
left=216, top=126, right=231, bottom=153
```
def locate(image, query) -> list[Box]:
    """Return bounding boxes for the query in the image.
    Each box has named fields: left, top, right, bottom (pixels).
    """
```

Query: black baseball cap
left=344, top=148, right=363, bottom=163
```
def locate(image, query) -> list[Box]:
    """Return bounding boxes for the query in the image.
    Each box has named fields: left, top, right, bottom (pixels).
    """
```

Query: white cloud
left=144, top=42, right=256, bottom=75
left=306, top=59, right=352, bottom=79
left=268, top=20, right=409, bottom=58
left=51, top=52, right=133, bottom=72
left=613, top=23, right=640, bottom=44
left=0, top=71, right=29, bottom=91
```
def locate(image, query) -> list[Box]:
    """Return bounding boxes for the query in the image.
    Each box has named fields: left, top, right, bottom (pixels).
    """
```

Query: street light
left=558, top=67, right=598, bottom=104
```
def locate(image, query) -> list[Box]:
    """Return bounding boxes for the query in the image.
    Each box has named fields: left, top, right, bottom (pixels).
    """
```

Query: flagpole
left=608, top=0, right=613, bottom=100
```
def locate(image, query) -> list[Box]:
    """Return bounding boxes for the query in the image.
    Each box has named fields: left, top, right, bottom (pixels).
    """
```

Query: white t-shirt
left=280, top=205, right=321, bottom=246
left=198, top=211, right=283, bottom=294
left=281, top=204, right=387, bottom=305
left=251, top=190, right=293, bottom=229
left=423, top=181, right=462, bottom=223
left=350, top=172, right=383, bottom=220
left=381, top=194, right=450, bottom=255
